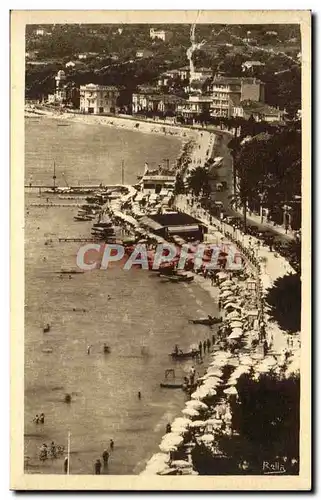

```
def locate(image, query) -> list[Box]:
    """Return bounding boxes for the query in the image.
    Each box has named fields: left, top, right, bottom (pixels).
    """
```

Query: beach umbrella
left=143, top=453, right=171, bottom=474
left=189, top=420, right=206, bottom=428
left=223, top=386, right=238, bottom=396
left=200, top=434, right=215, bottom=443
left=199, top=373, right=221, bottom=382
left=182, top=408, right=200, bottom=417
left=211, top=351, right=230, bottom=359
left=205, top=418, right=222, bottom=426
left=160, top=433, right=184, bottom=447
left=231, top=327, right=243, bottom=336
left=171, top=417, right=191, bottom=428
left=195, top=387, right=217, bottom=399
left=168, top=427, right=187, bottom=436
left=202, top=385, right=219, bottom=394
left=228, top=332, right=242, bottom=340
left=223, top=302, right=242, bottom=310
left=226, top=311, right=241, bottom=320
left=254, top=364, right=271, bottom=374
left=238, top=355, right=255, bottom=366
left=229, top=320, right=243, bottom=328
left=206, top=368, right=223, bottom=378
left=159, top=442, right=178, bottom=453
left=217, top=272, right=229, bottom=280
left=171, top=460, right=192, bottom=468
left=202, top=379, right=219, bottom=390
left=204, top=363, right=222, bottom=378
left=190, top=390, right=202, bottom=400
left=220, top=279, right=232, bottom=286
left=262, top=356, right=278, bottom=367
left=186, top=400, right=208, bottom=410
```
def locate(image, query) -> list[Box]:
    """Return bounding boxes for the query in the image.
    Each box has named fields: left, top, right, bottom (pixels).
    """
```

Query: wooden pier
left=25, top=184, right=102, bottom=190
left=29, top=203, right=82, bottom=207
left=58, top=237, right=98, bottom=243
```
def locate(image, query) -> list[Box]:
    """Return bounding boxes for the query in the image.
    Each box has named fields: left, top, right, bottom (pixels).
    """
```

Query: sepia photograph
left=10, top=10, right=311, bottom=490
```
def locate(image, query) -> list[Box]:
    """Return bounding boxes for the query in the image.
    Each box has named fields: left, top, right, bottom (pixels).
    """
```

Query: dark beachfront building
left=140, top=212, right=207, bottom=242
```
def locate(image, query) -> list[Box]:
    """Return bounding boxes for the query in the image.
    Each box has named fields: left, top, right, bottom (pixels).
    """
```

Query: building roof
left=143, top=174, right=176, bottom=182
left=80, top=83, right=119, bottom=91
left=194, top=67, right=213, bottom=73
left=243, top=60, right=265, bottom=66
left=241, top=100, right=284, bottom=116
left=148, top=212, right=203, bottom=227
left=212, top=76, right=264, bottom=86
left=188, top=95, right=213, bottom=103
left=134, top=93, right=184, bottom=103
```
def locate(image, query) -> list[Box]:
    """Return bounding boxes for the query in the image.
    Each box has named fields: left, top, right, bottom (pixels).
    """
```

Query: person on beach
left=95, top=459, right=102, bottom=475
left=87, top=345, right=92, bottom=355
left=174, top=344, right=179, bottom=355
left=166, top=423, right=171, bottom=434
left=110, top=439, right=114, bottom=451
left=50, top=441, right=56, bottom=458
left=39, top=413, right=45, bottom=424
left=198, top=341, right=202, bottom=356
left=33, top=414, right=39, bottom=424
left=263, top=340, right=269, bottom=357
left=203, top=340, right=207, bottom=354
left=39, top=444, right=48, bottom=461
left=102, top=450, right=109, bottom=467
left=138, top=391, right=141, bottom=400
left=207, top=339, right=211, bottom=352
left=212, top=333, right=215, bottom=345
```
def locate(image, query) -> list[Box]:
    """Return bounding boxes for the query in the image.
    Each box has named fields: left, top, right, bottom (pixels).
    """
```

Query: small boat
left=170, top=350, right=200, bottom=360
left=165, top=275, right=193, bottom=283
left=160, top=381, right=183, bottom=389
left=74, top=216, right=92, bottom=221
left=93, top=222, right=113, bottom=228
left=59, top=269, right=84, bottom=275
left=188, top=317, right=222, bottom=326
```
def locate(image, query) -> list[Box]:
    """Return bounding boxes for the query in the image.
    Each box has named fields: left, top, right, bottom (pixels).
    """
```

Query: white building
left=65, top=61, right=76, bottom=68
left=136, top=49, right=153, bottom=59
left=242, top=61, right=265, bottom=72
left=149, top=28, right=173, bottom=42
left=79, top=84, right=119, bottom=114
left=54, top=70, right=67, bottom=102
left=211, top=76, right=265, bottom=118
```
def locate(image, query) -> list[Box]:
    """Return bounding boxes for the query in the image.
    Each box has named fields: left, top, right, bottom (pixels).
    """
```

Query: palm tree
left=186, top=167, right=211, bottom=198
left=174, top=172, right=185, bottom=195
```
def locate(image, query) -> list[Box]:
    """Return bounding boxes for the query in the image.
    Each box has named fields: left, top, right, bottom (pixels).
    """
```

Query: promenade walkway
left=174, top=194, right=299, bottom=357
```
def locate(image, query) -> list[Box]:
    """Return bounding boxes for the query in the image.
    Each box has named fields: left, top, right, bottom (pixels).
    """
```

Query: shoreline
left=24, top=111, right=219, bottom=475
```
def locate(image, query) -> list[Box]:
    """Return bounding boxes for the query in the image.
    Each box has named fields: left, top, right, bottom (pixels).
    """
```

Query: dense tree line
left=265, top=273, right=301, bottom=333
left=192, top=371, right=300, bottom=475
left=229, top=123, right=301, bottom=230
left=26, top=23, right=301, bottom=114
